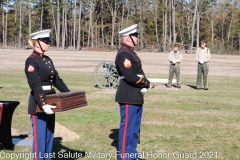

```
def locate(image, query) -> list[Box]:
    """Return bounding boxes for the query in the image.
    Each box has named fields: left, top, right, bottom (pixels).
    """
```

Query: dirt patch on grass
left=12, top=122, right=80, bottom=142
left=54, top=122, right=80, bottom=142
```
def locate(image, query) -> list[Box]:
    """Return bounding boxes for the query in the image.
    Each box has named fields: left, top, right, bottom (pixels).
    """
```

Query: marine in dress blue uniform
left=115, top=24, right=151, bottom=160
left=25, top=29, right=70, bottom=160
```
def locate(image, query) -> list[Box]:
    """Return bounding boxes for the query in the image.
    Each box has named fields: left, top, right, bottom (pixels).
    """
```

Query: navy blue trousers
left=30, top=113, right=55, bottom=160
left=118, top=104, right=143, bottom=160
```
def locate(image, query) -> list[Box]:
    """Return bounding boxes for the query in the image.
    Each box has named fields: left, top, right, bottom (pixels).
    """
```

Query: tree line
left=0, top=0, right=240, bottom=54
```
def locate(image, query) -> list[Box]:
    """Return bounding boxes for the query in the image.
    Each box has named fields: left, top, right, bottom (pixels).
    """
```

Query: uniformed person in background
left=115, top=24, right=152, bottom=160
left=166, top=43, right=183, bottom=88
left=196, top=40, right=211, bottom=90
left=25, top=29, right=70, bottom=160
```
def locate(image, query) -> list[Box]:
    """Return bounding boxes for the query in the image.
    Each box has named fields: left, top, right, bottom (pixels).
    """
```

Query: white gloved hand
left=200, top=60, right=204, bottom=64
left=42, top=104, right=56, bottom=114
left=172, top=60, right=176, bottom=64
left=141, top=83, right=154, bottom=95
left=140, top=88, right=148, bottom=95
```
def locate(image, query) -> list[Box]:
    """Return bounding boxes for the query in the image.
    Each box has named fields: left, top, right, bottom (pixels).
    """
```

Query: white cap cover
left=119, top=24, right=139, bottom=37
left=30, top=29, right=52, bottom=40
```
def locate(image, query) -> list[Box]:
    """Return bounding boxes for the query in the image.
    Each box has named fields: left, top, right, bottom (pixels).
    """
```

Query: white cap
left=28, top=29, right=52, bottom=47
left=119, top=24, right=139, bottom=37
left=30, top=29, right=52, bottom=40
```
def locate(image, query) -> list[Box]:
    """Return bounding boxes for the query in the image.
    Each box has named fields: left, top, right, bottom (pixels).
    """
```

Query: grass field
left=0, top=70, right=240, bottom=160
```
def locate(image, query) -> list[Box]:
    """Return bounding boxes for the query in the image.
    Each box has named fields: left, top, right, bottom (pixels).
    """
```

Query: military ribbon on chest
left=124, top=58, right=132, bottom=68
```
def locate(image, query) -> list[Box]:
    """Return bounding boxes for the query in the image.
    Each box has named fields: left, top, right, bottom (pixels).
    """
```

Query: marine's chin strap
left=37, top=40, right=45, bottom=53
left=129, top=35, right=136, bottom=46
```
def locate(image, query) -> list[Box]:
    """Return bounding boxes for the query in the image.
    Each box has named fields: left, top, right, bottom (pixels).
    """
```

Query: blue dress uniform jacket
left=115, top=43, right=150, bottom=104
left=25, top=50, right=70, bottom=114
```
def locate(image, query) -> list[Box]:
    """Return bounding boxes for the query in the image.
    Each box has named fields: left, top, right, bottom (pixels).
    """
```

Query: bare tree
left=40, top=0, right=43, bottom=30
left=163, top=0, right=168, bottom=51
left=101, top=1, right=105, bottom=47
left=171, top=0, right=176, bottom=45
left=56, top=0, right=60, bottom=48
left=139, top=0, right=144, bottom=49
left=77, top=0, right=82, bottom=50
left=2, top=3, right=5, bottom=46
left=196, top=1, right=213, bottom=49
left=86, top=0, right=96, bottom=48
left=93, top=8, right=101, bottom=47
left=151, top=0, right=160, bottom=48
left=220, top=2, right=228, bottom=52
left=125, top=0, right=132, bottom=24
left=19, top=0, right=22, bottom=48
left=4, top=0, right=8, bottom=46
left=62, top=1, right=66, bottom=49
left=190, top=0, right=198, bottom=54
left=14, top=3, right=17, bottom=47
left=196, top=9, right=200, bottom=48
left=73, top=0, right=77, bottom=50
left=206, top=8, right=216, bottom=48
left=105, top=0, right=119, bottom=47
left=227, top=13, right=233, bottom=44
left=51, top=5, right=57, bottom=46
left=65, top=5, right=68, bottom=48
left=28, top=0, right=31, bottom=35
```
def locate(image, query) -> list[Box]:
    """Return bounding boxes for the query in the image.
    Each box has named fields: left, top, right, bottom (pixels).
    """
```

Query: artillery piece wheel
left=94, top=61, right=120, bottom=89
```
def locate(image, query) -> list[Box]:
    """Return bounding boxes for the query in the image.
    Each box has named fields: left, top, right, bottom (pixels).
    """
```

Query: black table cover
left=0, top=101, right=20, bottom=150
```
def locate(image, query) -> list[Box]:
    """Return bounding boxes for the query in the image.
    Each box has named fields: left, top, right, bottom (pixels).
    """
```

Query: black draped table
left=0, top=101, right=20, bottom=150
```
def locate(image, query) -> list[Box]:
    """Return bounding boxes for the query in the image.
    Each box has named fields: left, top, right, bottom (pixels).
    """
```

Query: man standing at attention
left=115, top=24, right=152, bottom=160
left=196, top=40, right=211, bottom=90
left=166, top=43, right=183, bottom=88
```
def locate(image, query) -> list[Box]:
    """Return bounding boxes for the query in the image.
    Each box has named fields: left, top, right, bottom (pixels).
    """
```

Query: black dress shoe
left=204, top=88, right=209, bottom=90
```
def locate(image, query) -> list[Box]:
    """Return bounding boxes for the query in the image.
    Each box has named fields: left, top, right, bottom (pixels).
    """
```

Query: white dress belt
left=120, top=74, right=143, bottom=80
left=42, top=85, right=52, bottom=90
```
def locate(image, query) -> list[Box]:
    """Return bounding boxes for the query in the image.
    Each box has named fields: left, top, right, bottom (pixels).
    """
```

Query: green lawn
left=0, top=70, right=239, bottom=160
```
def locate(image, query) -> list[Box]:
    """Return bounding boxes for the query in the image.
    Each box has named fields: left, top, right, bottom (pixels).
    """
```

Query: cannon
left=94, top=61, right=120, bottom=89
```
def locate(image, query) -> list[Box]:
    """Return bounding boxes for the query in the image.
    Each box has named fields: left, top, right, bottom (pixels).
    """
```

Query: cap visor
left=130, top=32, right=140, bottom=36
left=38, top=37, right=52, bottom=42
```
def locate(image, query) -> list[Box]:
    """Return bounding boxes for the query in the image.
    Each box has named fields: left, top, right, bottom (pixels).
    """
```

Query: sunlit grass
left=0, top=70, right=240, bottom=159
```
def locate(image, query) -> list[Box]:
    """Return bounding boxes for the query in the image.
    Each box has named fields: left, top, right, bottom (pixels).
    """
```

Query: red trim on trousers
left=122, top=104, right=128, bottom=160
left=32, top=115, right=39, bottom=160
